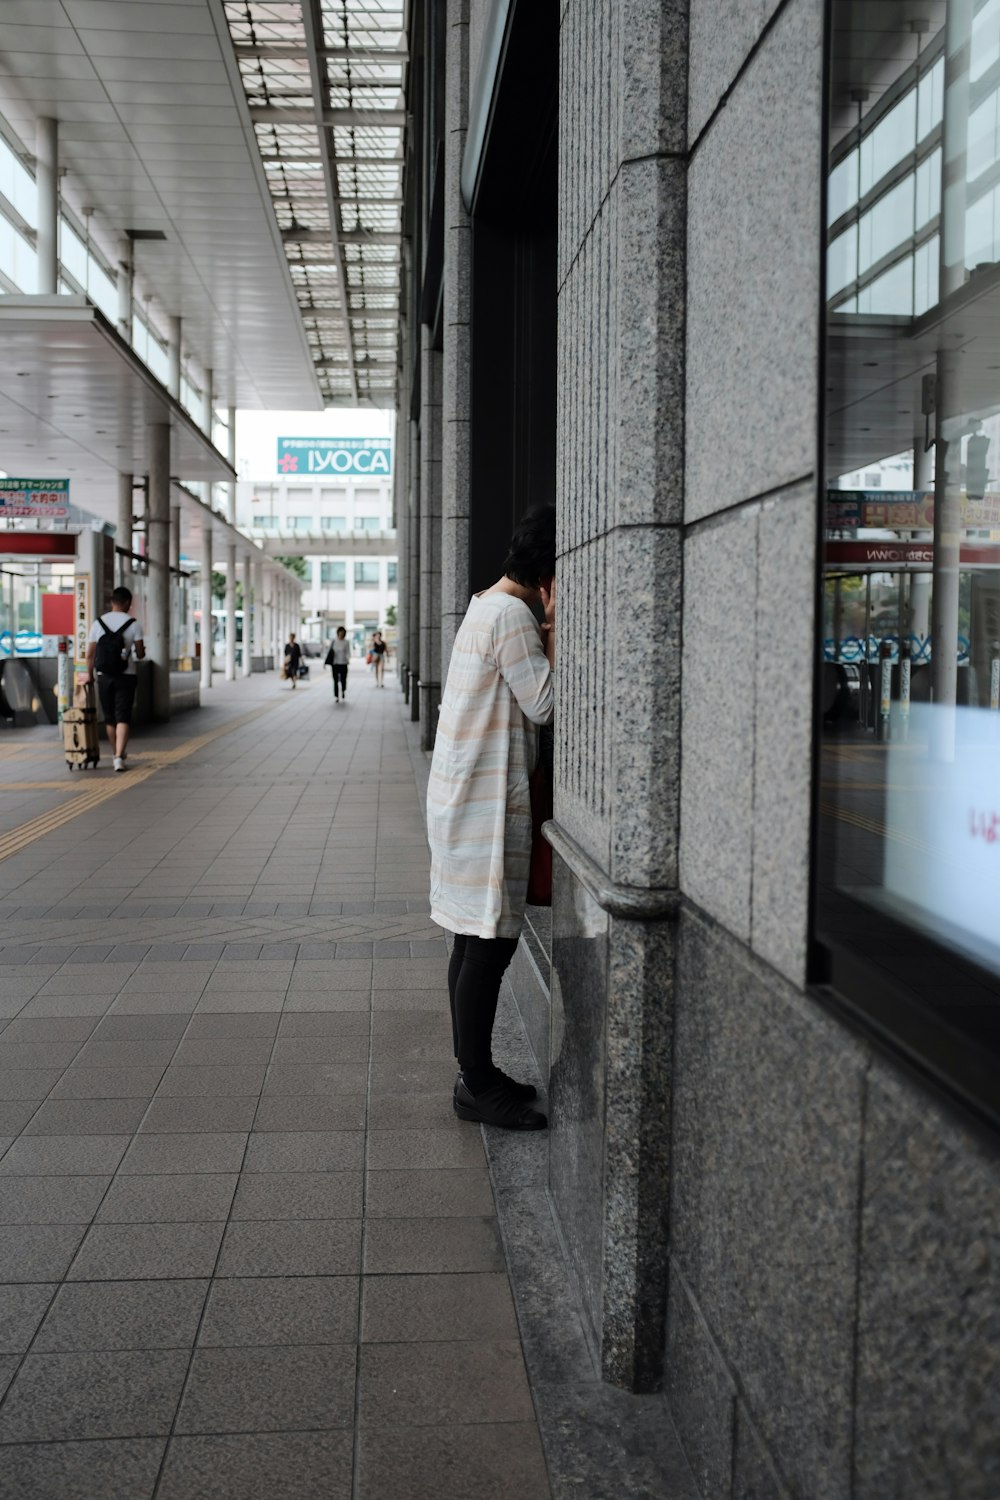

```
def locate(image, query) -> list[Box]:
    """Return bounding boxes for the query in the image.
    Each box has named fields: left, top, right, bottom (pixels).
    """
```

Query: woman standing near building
left=427, top=505, right=555, bottom=1131
left=370, top=629, right=389, bottom=686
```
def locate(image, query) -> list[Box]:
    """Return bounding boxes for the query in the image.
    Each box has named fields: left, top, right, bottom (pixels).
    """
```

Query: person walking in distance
left=325, top=626, right=350, bottom=705
left=427, top=504, right=555, bottom=1130
left=371, top=629, right=389, bottom=687
left=82, top=586, right=145, bottom=773
left=283, top=632, right=302, bottom=689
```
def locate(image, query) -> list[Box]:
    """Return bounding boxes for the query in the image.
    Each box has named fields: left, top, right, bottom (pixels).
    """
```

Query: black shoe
left=454, top=1075, right=547, bottom=1130
left=452, top=1067, right=537, bottom=1104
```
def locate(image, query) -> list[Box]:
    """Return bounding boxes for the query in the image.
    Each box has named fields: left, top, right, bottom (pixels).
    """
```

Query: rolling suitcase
left=63, top=682, right=100, bottom=770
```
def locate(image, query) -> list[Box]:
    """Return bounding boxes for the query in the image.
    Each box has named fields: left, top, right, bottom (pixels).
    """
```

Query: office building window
left=354, top=562, right=380, bottom=587
left=320, top=562, right=346, bottom=587
left=818, top=0, right=1000, bottom=1131
left=255, top=515, right=278, bottom=531
left=288, top=516, right=313, bottom=532
left=387, top=561, right=398, bottom=586
left=355, top=517, right=380, bottom=532
left=321, top=517, right=346, bottom=533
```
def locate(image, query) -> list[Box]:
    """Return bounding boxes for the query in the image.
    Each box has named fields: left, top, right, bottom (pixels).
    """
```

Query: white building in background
left=233, top=425, right=398, bottom=652
left=235, top=475, right=397, bottom=648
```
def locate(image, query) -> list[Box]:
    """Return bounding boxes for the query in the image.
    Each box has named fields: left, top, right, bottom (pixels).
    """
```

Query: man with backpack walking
left=82, top=586, right=145, bottom=772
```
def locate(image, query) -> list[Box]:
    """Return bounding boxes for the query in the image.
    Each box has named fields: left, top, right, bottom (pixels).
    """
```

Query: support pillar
left=170, top=505, right=181, bottom=573
left=226, top=405, right=237, bottom=524
left=253, top=557, right=264, bottom=671
left=201, top=521, right=213, bottom=691
left=168, top=317, right=181, bottom=400
left=117, top=473, right=133, bottom=565
left=36, top=118, right=58, bottom=296
left=117, top=238, right=133, bottom=342
left=241, top=555, right=253, bottom=677
left=419, top=345, right=443, bottom=749
left=147, top=423, right=171, bottom=720
left=225, top=542, right=237, bottom=681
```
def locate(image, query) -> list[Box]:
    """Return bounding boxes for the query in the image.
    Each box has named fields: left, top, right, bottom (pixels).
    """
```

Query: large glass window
left=819, top=0, right=1000, bottom=1131
left=320, top=562, right=346, bottom=586
left=354, top=562, right=379, bottom=586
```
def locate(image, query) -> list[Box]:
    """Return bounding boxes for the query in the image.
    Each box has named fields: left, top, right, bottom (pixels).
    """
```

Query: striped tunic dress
left=428, top=591, right=554, bottom=939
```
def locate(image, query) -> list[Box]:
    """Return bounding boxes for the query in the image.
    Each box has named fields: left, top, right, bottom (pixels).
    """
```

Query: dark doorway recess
left=468, top=0, right=559, bottom=593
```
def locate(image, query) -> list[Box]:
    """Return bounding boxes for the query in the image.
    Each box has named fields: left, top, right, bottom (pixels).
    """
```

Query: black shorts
left=97, top=674, right=137, bottom=726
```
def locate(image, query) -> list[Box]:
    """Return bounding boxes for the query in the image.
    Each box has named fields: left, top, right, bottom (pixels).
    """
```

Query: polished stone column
left=146, top=423, right=171, bottom=720
left=225, top=543, right=237, bottom=682
left=200, top=520, right=213, bottom=691
left=241, top=555, right=253, bottom=677
left=35, top=118, right=58, bottom=296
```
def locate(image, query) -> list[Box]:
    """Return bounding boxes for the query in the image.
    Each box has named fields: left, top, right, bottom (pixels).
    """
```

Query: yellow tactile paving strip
left=0, top=700, right=283, bottom=865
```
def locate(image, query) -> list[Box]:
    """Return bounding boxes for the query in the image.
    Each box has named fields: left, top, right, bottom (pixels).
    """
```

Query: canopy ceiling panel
left=223, top=0, right=404, bottom=407
left=0, top=0, right=321, bottom=412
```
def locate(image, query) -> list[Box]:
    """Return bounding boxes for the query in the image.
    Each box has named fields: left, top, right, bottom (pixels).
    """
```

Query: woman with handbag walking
left=426, top=504, right=556, bottom=1131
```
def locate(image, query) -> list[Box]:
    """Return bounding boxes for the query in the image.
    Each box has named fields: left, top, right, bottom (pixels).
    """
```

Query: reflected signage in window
left=818, top=0, right=1000, bottom=1128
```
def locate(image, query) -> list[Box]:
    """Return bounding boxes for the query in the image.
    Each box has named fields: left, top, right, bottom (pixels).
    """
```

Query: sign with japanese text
left=74, top=576, right=90, bottom=668
left=827, top=489, right=1000, bottom=530
left=276, top=438, right=392, bottom=478
left=0, top=478, right=70, bottom=520
left=826, top=541, right=1000, bottom=569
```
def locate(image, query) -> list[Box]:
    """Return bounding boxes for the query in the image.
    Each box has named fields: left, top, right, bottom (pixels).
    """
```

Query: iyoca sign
left=276, top=437, right=392, bottom=477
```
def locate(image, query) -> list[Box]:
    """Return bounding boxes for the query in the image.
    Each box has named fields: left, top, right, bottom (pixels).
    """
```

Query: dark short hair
left=336, top=626, right=346, bottom=636
left=111, top=586, right=132, bottom=609
left=503, top=504, right=556, bottom=589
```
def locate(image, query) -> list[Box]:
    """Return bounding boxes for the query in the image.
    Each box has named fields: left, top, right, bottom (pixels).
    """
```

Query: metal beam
left=300, top=0, right=358, bottom=402
left=250, top=107, right=406, bottom=126
left=262, top=154, right=403, bottom=165
left=236, top=44, right=408, bottom=63
left=283, top=229, right=400, bottom=245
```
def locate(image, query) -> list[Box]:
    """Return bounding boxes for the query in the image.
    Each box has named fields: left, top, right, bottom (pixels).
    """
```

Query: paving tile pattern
left=0, top=678, right=550, bottom=1499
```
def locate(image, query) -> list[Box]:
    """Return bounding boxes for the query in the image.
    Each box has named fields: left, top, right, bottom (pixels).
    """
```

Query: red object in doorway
left=42, top=593, right=74, bottom=635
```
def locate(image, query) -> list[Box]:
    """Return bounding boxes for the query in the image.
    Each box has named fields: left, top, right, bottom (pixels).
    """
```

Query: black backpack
left=95, top=616, right=130, bottom=677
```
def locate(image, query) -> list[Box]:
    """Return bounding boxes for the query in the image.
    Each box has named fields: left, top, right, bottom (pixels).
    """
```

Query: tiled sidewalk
left=0, top=671, right=551, bottom=1499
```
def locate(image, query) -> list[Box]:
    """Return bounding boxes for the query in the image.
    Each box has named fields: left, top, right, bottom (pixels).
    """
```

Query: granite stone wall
left=403, top=0, right=1000, bottom=1490
left=548, top=0, right=687, bottom=1388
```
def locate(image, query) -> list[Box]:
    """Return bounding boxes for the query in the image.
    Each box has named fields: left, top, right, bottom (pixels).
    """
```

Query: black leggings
left=448, top=933, right=518, bottom=1080
left=331, top=664, right=348, bottom=698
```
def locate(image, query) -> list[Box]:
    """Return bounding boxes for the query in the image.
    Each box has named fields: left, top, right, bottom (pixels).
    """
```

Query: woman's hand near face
left=540, top=577, right=556, bottom=667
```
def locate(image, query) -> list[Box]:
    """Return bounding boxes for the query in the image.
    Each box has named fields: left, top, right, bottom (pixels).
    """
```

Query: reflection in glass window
left=821, top=0, right=1000, bottom=1130
left=971, top=0, right=1000, bottom=82
left=255, top=515, right=277, bottom=530
left=914, top=235, right=940, bottom=316
left=917, top=56, right=944, bottom=140
left=354, top=562, right=380, bottom=586
left=355, top=517, right=380, bottom=532
left=828, top=151, right=858, bottom=224
left=828, top=227, right=858, bottom=298
left=859, top=90, right=917, bottom=195
left=968, top=90, right=1000, bottom=182
left=858, top=257, right=913, bottom=316
left=321, top=516, right=347, bottom=532
left=387, top=561, right=398, bottom=585
left=321, top=561, right=346, bottom=586
left=289, top=515, right=314, bottom=531
left=915, top=148, right=941, bottom=229
left=858, top=176, right=915, bottom=275
left=965, top=185, right=998, bottom=271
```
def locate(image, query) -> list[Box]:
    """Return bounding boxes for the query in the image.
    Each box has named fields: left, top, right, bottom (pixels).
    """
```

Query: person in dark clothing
left=283, top=633, right=302, bottom=688
left=324, top=626, right=350, bottom=704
